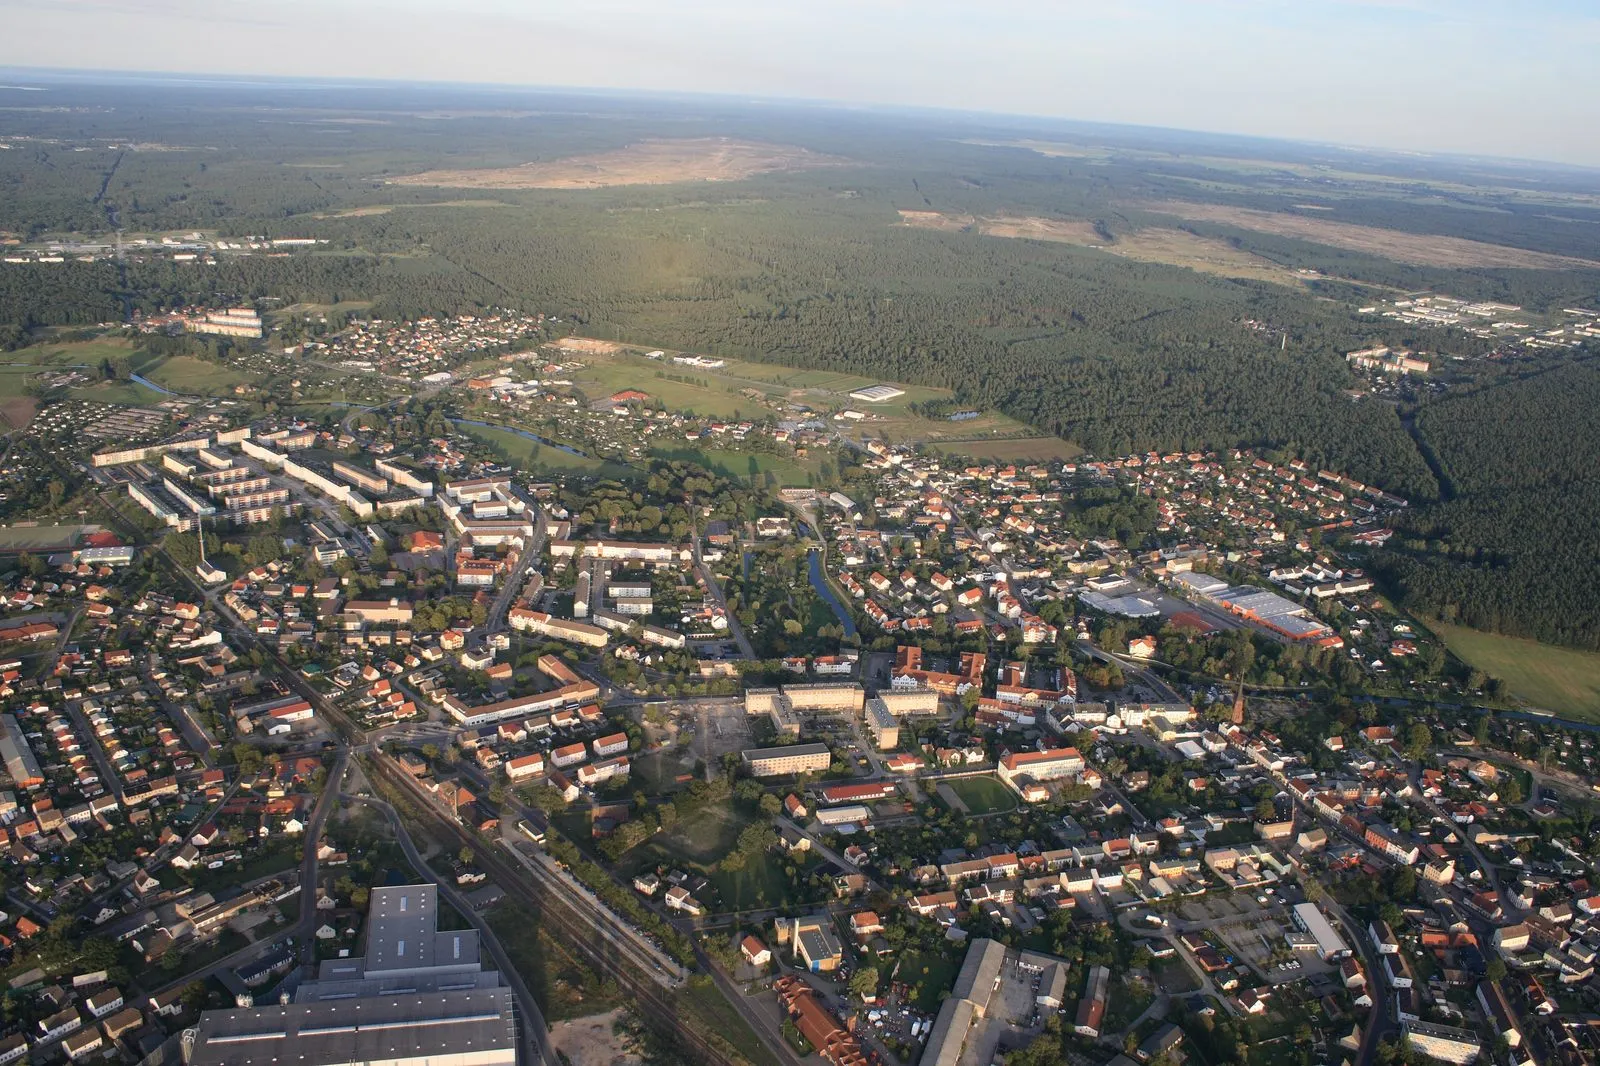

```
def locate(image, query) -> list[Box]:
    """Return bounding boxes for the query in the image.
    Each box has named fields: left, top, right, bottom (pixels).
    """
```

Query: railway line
left=363, top=753, right=761, bottom=1066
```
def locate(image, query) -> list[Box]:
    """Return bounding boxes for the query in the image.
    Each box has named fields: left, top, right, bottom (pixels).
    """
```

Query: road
left=774, top=815, right=886, bottom=892
left=486, top=492, right=548, bottom=635
left=296, top=750, right=350, bottom=964
left=692, top=526, right=754, bottom=660
left=347, top=794, right=556, bottom=1066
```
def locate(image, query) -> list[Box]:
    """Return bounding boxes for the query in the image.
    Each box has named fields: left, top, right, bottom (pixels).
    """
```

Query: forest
left=1376, top=360, right=1600, bottom=650
left=4, top=76, right=1600, bottom=648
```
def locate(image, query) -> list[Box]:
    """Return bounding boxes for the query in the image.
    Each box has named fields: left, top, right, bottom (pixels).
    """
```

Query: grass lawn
left=576, top=358, right=764, bottom=421
left=138, top=354, right=255, bottom=395
left=895, top=950, right=962, bottom=1011
left=677, top=979, right=783, bottom=1066
left=617, top=803, right=755, bottom=877
left=5, top=336, right=139, bottom=367
left=708, top=851, right=824, bottom=912
left=455, top=422, right=634, bottom=478
left=943, top=775, right=1019, bottom=815
left=1436, top=622, right=1600, bottom=721
left=67, top=377, right=168, bottom=405
left=649, top=445, right=819, bottom=487
left=630, top=751, right=694, bottom=796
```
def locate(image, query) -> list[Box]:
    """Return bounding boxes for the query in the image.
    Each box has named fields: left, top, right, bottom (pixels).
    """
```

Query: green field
left=0, top=525, right=94, bottom=550
left=619, top=804, right=754, bottom=875
left=927, top=436, right=1084, bottom=464
left=708, top=854, right=813, bottom=912
left=942, top=775, right=1019, bottom=814
left=6, top=336, right=139, bottom=367
left=895, top=950, right=962, bottom=1011
left=138, top=354, right=255, bottom=395
left=455, top=422, right=633, bottom=478
left=677, top=980, right=783, bottom=1066
left=575, top=359, right=766, bottom=420
left=1437, top=623, right=1600, bottom=721
left=649, top=446, right=819, bottom=487
left=66, top=378, right=168, bottom=405
left=487, top=901, right=625, bottom=1022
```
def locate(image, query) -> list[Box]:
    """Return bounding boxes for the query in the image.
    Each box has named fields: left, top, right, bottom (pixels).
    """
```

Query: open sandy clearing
left=899, top=210, right=1296, bottom=284
left=393, top=138, right=847, bottom=190
left=548, top=1009, right=642, bottom=1066
left=1142, top=201, right=1600, bottom=269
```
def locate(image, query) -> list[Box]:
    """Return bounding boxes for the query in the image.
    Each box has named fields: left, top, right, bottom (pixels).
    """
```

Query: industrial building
left=0, top=714, right=44, bottom=789
left=1171, top=572, right=1339, bottom=645
left=1292, top=902, right=1351, bottom=960
left=187, top=884, right=517, bottom=1066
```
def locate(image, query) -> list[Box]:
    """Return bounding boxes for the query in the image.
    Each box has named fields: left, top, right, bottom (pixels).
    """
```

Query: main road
left=347, top=794, right=556, bottom=1066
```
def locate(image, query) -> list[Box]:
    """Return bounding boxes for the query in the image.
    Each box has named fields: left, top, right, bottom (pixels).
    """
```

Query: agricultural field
left=394, top=137, right=847, bottom=190
left=926, top=436, right=1083, bottom=464
left=1436, top=623, right=1600, bottom=722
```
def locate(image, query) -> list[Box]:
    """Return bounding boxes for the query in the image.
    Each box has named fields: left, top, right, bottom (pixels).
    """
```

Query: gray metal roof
left=187, top=988, right=516, bottom=1066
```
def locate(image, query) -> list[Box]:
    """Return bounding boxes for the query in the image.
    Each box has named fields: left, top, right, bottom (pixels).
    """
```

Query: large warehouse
left=187, top=885, right=518, bottom=1066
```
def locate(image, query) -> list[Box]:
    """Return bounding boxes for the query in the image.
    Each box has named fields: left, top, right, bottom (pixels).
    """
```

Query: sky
left=3, top=0, right=1598, bottom=166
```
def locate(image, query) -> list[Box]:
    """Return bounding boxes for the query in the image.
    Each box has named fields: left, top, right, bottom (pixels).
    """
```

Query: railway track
left=365, top=754, right=758, bottom=1066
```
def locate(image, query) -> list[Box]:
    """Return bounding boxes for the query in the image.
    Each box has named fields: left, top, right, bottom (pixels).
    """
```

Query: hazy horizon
left=2, top=0, right=1597, bottom=168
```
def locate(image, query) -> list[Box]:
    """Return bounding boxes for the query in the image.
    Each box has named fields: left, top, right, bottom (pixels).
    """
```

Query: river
left=130, top=373, right=176, bottom=396
left=807, top=548, right=857, bottom=638
left=450, top=418, right=590, bottom=458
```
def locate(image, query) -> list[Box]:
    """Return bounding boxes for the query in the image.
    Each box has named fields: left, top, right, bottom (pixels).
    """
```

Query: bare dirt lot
left=898, top=210, right=1297, bottom=284
left=394, top=138, right=847, bottom=190
left=1142, top=201, right=1600, bottom=269
left=548, top=1009, right=641, bottom=1066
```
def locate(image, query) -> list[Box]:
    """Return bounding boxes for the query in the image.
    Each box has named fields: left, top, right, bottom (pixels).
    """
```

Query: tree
left=849, top=966, right=880, bottom=1000
left=759, top=793, right=782, bottom=816
left=1474, top=714, right=1491, bottom=747
left=1404, top=722, right=1432, bottom=761
left=458, top=846, right=475, bottom=866
left=1485, top=956, right=1507, bottom=983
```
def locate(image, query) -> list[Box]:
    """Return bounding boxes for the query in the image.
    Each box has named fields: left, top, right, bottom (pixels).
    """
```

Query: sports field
left=941, top=774, right=1019, bottom=814
left=1437, top=623, right=1600, bottom=721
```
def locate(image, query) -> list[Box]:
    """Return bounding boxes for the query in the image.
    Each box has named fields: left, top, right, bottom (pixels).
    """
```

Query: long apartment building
left=743, top=743, right=831, bottom=777
left=376, top=458, right=435, bottom=496
left=333, top=461, right=388, bottom=495
left=508, top=608, right=608, bottom=649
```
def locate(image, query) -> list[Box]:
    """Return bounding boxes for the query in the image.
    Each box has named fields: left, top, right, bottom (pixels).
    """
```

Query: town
left=0, top=307, right=1593, bottom=1066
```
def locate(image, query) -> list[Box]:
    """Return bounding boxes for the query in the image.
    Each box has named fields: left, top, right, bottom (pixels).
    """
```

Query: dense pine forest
left=1378, top=360, right=1600, bottom=650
